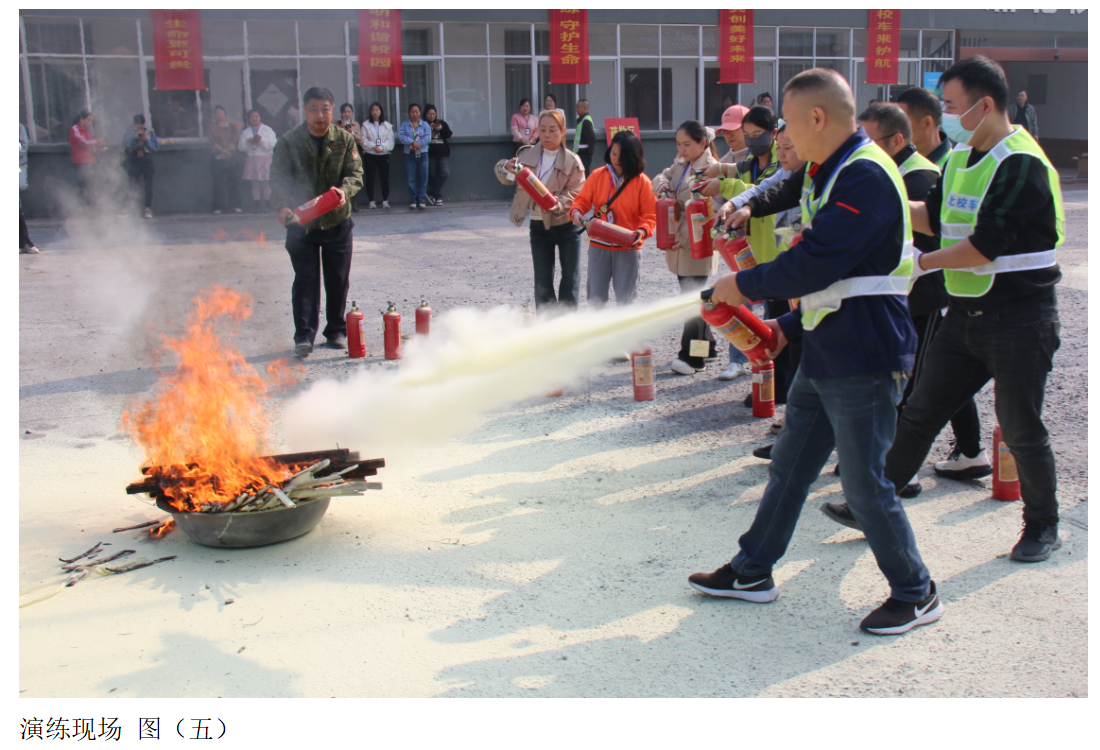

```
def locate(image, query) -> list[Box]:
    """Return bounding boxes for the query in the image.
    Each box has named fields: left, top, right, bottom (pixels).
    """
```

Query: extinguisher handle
left=699, top=287, right=715, bottom=301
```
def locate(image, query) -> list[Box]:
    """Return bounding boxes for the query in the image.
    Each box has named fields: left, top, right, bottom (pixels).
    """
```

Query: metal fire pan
left=155, top=497, right=331, bottom=548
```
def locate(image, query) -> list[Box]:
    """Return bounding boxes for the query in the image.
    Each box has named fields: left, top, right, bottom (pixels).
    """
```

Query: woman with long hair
left=423, top=103, right=453, bottom=205
left=360, top=101, right=394, bottom=209
left=237, top=109, right=277, bottom=212
left=398, top=102, right=431, bottom=210
left=570, top=130, right=655, bottom=309
left=652, top=119, right=720, bottom=375
left=510, top=98, right=538, bottom=146
left=494, top=109, right=586, bottom=312
left=337, top=102, right=363, bottom=210
left=209, top=104, right=242, bottom=214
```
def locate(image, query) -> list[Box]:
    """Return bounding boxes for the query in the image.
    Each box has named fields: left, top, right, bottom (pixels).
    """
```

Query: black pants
left=285, top=218, right=355, bottom=345
left=74, top=163, right=95, bottom=201
left=907, top=311, right=982, bottom=457
left=19, top=209, right=33, bottom=249
left=211, top=156, right=241, bottom=212
left=428, top=154, right=450, bottom=201
left=127, top=158, right=154, bottom=209
left=529, top=220, right=582, bottom=312
left=765, top=299, right=801, bottom=404
left=362, top=153, right=390, bottom=202
left=580, top=151, right=593, bottom=175
left=677, top=275, right=717, bottom=368
left=885, top=298, right=1061, bottom=525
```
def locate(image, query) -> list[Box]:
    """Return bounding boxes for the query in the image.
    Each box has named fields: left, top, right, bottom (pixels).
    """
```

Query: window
left=147, top=63, right=200, bottom=138
left=661, top=26, right=698, bottom=57
left=589, top=24, right=617, bottom=56
left=664, top=58, right=697, bottom=130
left=622, top=60, right=666, bottom=130
left=754, top=26, right=777, bottom=57
left=300, top=58, right=347, bottom=106
left=489, top=57, right=531, bottom=135
left=815, top=29, right=849, bottom=58
left=853, top=61, right=919, bottom=107
left=444, top=57, right=489, bottom=134
left=297, top=21, right=344, bottom=56
left=444, top=23, right=486, bottom=56
left=620, top=25, right=658, bottom=56
left=28, top=57, right=85, bottom=143
left=741, top=61, right=777, bottom=111
left=202, top=20, right=244, bottom=57
left=23, top=16, right=82, bottom=55
left=87, top=58, right=144, bottom=138
left=403, top=61, right=440, bottom=118
left=247, top=21, right=296, bottom=57
left=488, top=23, right=531, bottom=56
left=538, top=61, right=576, bottom=124
left=779, top=27, right=813, bottom=57
left=922, top=30, right=953, bottom=58
left=402, top=24, right=438, bottom=56
left=83, top=17, right=137, bottom=56
left=247, top=58, right=298, bottom=136
left=777, top=59, right=813, bottom=113
left=202, top=61, right=247, bottom=126
left=703, top=62, right=739, bottom=126
left=352, top=63, right=399, bottom=131
left=579, top=59, right=617, bottom=135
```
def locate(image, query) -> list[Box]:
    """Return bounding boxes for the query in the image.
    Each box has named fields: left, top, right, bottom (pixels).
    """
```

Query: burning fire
left=122, top=286, right=304, bottom=512
left=211, top=228, right=267, bottom=247
left=150, top=518, right=176, bottom=537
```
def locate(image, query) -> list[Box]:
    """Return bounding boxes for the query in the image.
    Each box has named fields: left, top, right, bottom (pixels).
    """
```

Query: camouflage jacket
left=270, top=123, right=364, bottom=231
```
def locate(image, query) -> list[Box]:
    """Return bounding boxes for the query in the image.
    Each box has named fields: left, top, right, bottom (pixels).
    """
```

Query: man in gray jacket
left=1008, top=89, right=1039, bottom=141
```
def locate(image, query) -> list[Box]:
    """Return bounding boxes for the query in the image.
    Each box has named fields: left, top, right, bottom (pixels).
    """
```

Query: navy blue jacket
left=735, top=129, right=916, bottom=380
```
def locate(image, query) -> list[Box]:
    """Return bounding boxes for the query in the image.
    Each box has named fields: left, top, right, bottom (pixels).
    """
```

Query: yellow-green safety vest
left=720, top=141, right=782, bottom=263
left=798, top=141, right=914, bottom=330
left=573, top=114, right=593, bottom=152
left=939, top=126, right=1063, bottom=298
left=898, top=149, right=940, bottom=180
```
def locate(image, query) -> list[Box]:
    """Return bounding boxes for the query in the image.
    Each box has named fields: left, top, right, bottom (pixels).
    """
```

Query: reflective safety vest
left=572, top=115, right=593, bottom=152
left=798, top=141, right=914, bottom=330
left=722, top=141, right=783, bottom=264
left=939, top=126, right=1064, bottom=298
left=898, top=149, right=940, bottom=179
left=933, top=146, right=950, bottom=170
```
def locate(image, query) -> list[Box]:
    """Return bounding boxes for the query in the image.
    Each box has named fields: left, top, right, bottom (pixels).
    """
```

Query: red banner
left=550, top=10, right=589, bottom=84
left=719, top=9, right=754, bottom=84
left=866, top=9, right=902, bottom=84
left=604, top=118, right=640, bottom=147
left=359, top=9, right=402, bottom=87
left=150, top=10, right=204, bottom=90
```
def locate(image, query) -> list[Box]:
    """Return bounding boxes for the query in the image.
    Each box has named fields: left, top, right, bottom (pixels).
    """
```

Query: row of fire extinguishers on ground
left=345, top=299, right=432, bottom=360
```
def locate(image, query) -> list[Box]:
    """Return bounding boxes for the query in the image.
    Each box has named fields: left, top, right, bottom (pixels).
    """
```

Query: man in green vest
left=885, top=56, right=1064, bottom=562
left=896, top=85, right=952, bottom=170
left=573, top=98, right=596, bottom=174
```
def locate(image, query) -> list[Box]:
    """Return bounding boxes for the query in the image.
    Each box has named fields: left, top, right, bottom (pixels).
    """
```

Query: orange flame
left=211, top=228, right=229, bottom=241
left=236, top=230, right=268, bottom=248
left=121, top=286, right=302, bottom=512
left=150, top=519, right=176, bottom=537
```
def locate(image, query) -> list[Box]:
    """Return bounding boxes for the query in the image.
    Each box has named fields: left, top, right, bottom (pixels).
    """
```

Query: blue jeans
left=405, top=151, right=428, bottom=204
left=730, top=368, right=932, bottom=603
left=529, top=219, right=582, bottom=311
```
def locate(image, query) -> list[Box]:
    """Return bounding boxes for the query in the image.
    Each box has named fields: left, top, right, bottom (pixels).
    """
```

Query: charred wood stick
left=113, top=520, right=162, bottom=533
left=284, top=459, right=331, bottom=489
left=126, top=482, right=163, bottom=495
left=268, top=448, right=351, bottom=466
left=105, top=555, right=177, bottom=574
left=63, top=549, right=136, bottom=571
left=59, top=542, right=105, bottom=564
left=271, top=487, right=296, bottom=508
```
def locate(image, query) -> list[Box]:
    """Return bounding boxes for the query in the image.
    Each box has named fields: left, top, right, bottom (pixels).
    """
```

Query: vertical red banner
left=550, top=10, right=589, bottom=84
left=150, top=10, right=204, bottom=90
left=866, top=9, right=902, bottom=84
left=719, top=9, right=754, bottom=84
left=359, top=9, right=403, bottom=87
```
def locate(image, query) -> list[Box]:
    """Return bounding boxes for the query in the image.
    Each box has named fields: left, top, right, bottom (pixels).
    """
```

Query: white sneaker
left=382, top=200, right=390, bottom=209
left=670, top=359, right=700, bottom=375
left=143, top=208, right=153, bottom=219
left=234, top=207, right=243, bottom=213
left=410, top=203, right=417, bottom=210
left=718, top=362, right=750, bottom=381
left=368, top=201, right=376, bottom=209
left=934, top=448, right=993, bottom=480
left=213, top=209, right=222, bottom=215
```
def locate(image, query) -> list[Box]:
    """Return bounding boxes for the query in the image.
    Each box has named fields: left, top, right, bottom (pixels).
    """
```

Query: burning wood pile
left=126, top=448, right=385, bottom=514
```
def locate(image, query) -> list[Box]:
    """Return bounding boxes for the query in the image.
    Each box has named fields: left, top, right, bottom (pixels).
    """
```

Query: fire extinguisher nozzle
left=699, top=287, right=715, bottom=301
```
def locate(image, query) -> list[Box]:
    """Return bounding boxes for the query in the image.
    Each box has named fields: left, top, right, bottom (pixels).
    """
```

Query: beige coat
left=652, top=151, right=720, bottom=277
left=495, top=145, right=585, bottom=227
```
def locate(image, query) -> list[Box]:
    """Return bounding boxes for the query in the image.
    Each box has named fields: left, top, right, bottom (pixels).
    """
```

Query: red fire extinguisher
left=752, top=361, right=776, bottom=418
left=685, top=186, right=713, bottom=260
left=502, top=147, right=559, bottom=212
left=711, top=225, right=728, bottom=263
left=655, top=193, right=677, bottom=250
left=289, top=187, right=343, bottom=225
left=715, top=229, right=740, bottom=271
left=346, top=301, right=366, bottom=358
left=586, top=218, right=638, bottom=248
left=700, top=289, right=778, bottom=362
left=382, top=302, right=402, bottom=360
left=415, top=299, right=432, bottom=335
left=631, top=347, right=655, bottom=401
left=991, top=424, right=1021, bottom=501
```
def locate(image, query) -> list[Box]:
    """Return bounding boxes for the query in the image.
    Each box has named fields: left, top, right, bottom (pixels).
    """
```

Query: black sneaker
left=326, top=333, right=348, bottom=349
left=1010, top=521, right=1062, bottom=562
left=821, top=501, right=862, bottom=531
left=687, top=563, right=778, bottom=603
left=899, top=482, right=922, bottom=499
left=294, top=341, right=313, bottom=359
left=752, top=443, right=773, bottom=460
left=425, top=195, right=438, bottom=206
left=743, top=393, right=753, bottom=408
left=860, top=582, right=943, bottom=635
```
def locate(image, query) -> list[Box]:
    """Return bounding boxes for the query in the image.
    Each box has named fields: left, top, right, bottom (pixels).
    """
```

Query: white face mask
left=941, top=98, right=986, bottom=146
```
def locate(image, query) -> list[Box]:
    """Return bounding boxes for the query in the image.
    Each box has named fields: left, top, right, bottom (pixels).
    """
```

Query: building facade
left=20, top=9, right=1087, bottom=217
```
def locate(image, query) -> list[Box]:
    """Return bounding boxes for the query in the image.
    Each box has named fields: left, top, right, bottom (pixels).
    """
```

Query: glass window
left=444, top=57, right=489, bottom=134
left=579, top=59, right=617, bottom=135
left=402, top=60, right=440, bottom=117
left=622, top=59, right=664, bottom=130
left=589, top=24, right=617, bottom=56
left=403, top=24, right=439, bottom=56
left=489, top=57, right=532, bottom=136
left=755, top=26, right=777, bottom=57
left=815, top=29, right=849, bottom=58
left=661, top=26, right=698, bottom=57
left=87, top=58, right=144, bottom=138
left=777, top=59, right=813, bottom=113
left=663, top=58, right=697, bottom=130
left=703, top=62, right=739, bottom=127
left=741, top=61, right=777, bottom=113
left=300, top=58, right=348, bottom=106
left=537, top=61, right=576, bottom=124
left=247, top=58, right=299, bottom=137
left=854, top=60, right=919, bottom=108
left=444, top=22, right=486, bottom=56
left=201, top=61, right=248, bottom=127
left=920, top=60, right=950, bottom=94
left=620, top=25, right=658, bottom=56
left=922, top=30, right=953, bottom=58
left=352, top=63, right=399, bottom=131
left=28, top=58, right=85, bottom=143
left=534, top=24, right=549, bottom=56
left=247, top=21, right=296, bottom=56
left=83, top=17, right=137, bottom=55
left=488, top=23, right=531, bottom=55
left=779, top=27, right=813, bottom=57
left=815, top=59, right=849, bottom=77
left=297, top=21, right=345, bottom=57
left=146, top=63, right=200, bottom=138
left=200, top=20, right=244, bottom=57
left=23, top=16, right=83, bottom=55
left=899, top=30, right=919, bottom=58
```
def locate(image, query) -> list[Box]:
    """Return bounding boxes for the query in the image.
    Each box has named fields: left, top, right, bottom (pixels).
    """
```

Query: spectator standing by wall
left=572, top=99, right=597, bottom=174
left=424, top=104, right=452, bottom=206
left=68, top=109, right=105, bottom=199
left=121, top=114, right=159, bottom=219
left=511, top=99, right=538, bottom=146
left=209, top=105, right=242, bottom=215
left=543, top=94, right=565, bottom=120
left=337, top=103, right=363, bottom=211
left=360, top=102, right=394, bottom=209
left=1008, top=89, right=1039, bottom=141
left=19, top=123, right=38, bottom=254
left=238, top=109, right=277, bottom=213
left=398, top=103, right=431, bottom=210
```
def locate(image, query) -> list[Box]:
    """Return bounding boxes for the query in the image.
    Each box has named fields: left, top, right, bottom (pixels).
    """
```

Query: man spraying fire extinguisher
left=271, top=86, right=363, bottom=359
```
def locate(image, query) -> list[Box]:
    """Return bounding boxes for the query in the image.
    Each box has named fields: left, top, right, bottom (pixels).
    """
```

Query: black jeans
left=19, top=209, right=33, bottom=249
left=885, top=297, right=1061, bottom=525
left=529, top=219, right=582, bottom=312
left=677, top=275, right=716, bottom=368
left=428, top=154, right=450, bottom=200
left=765, top=299, right=801, bottom=404
left=127, top=157, right=154, bottom=209
left=907, top=311, right=982, bottom=457
left=362, top=153, right=390, bottom=202
left=285, top=218, right=355, bottom=345
left=211, top=155, right=241, bottom=212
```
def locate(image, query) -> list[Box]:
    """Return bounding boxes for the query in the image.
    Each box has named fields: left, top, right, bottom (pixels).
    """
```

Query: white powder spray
left=283, top=292, right=703, bottom=457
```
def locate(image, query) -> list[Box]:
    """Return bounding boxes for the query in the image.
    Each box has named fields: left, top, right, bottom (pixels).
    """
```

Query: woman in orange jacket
left=569, top=130, right=655, bottom=309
